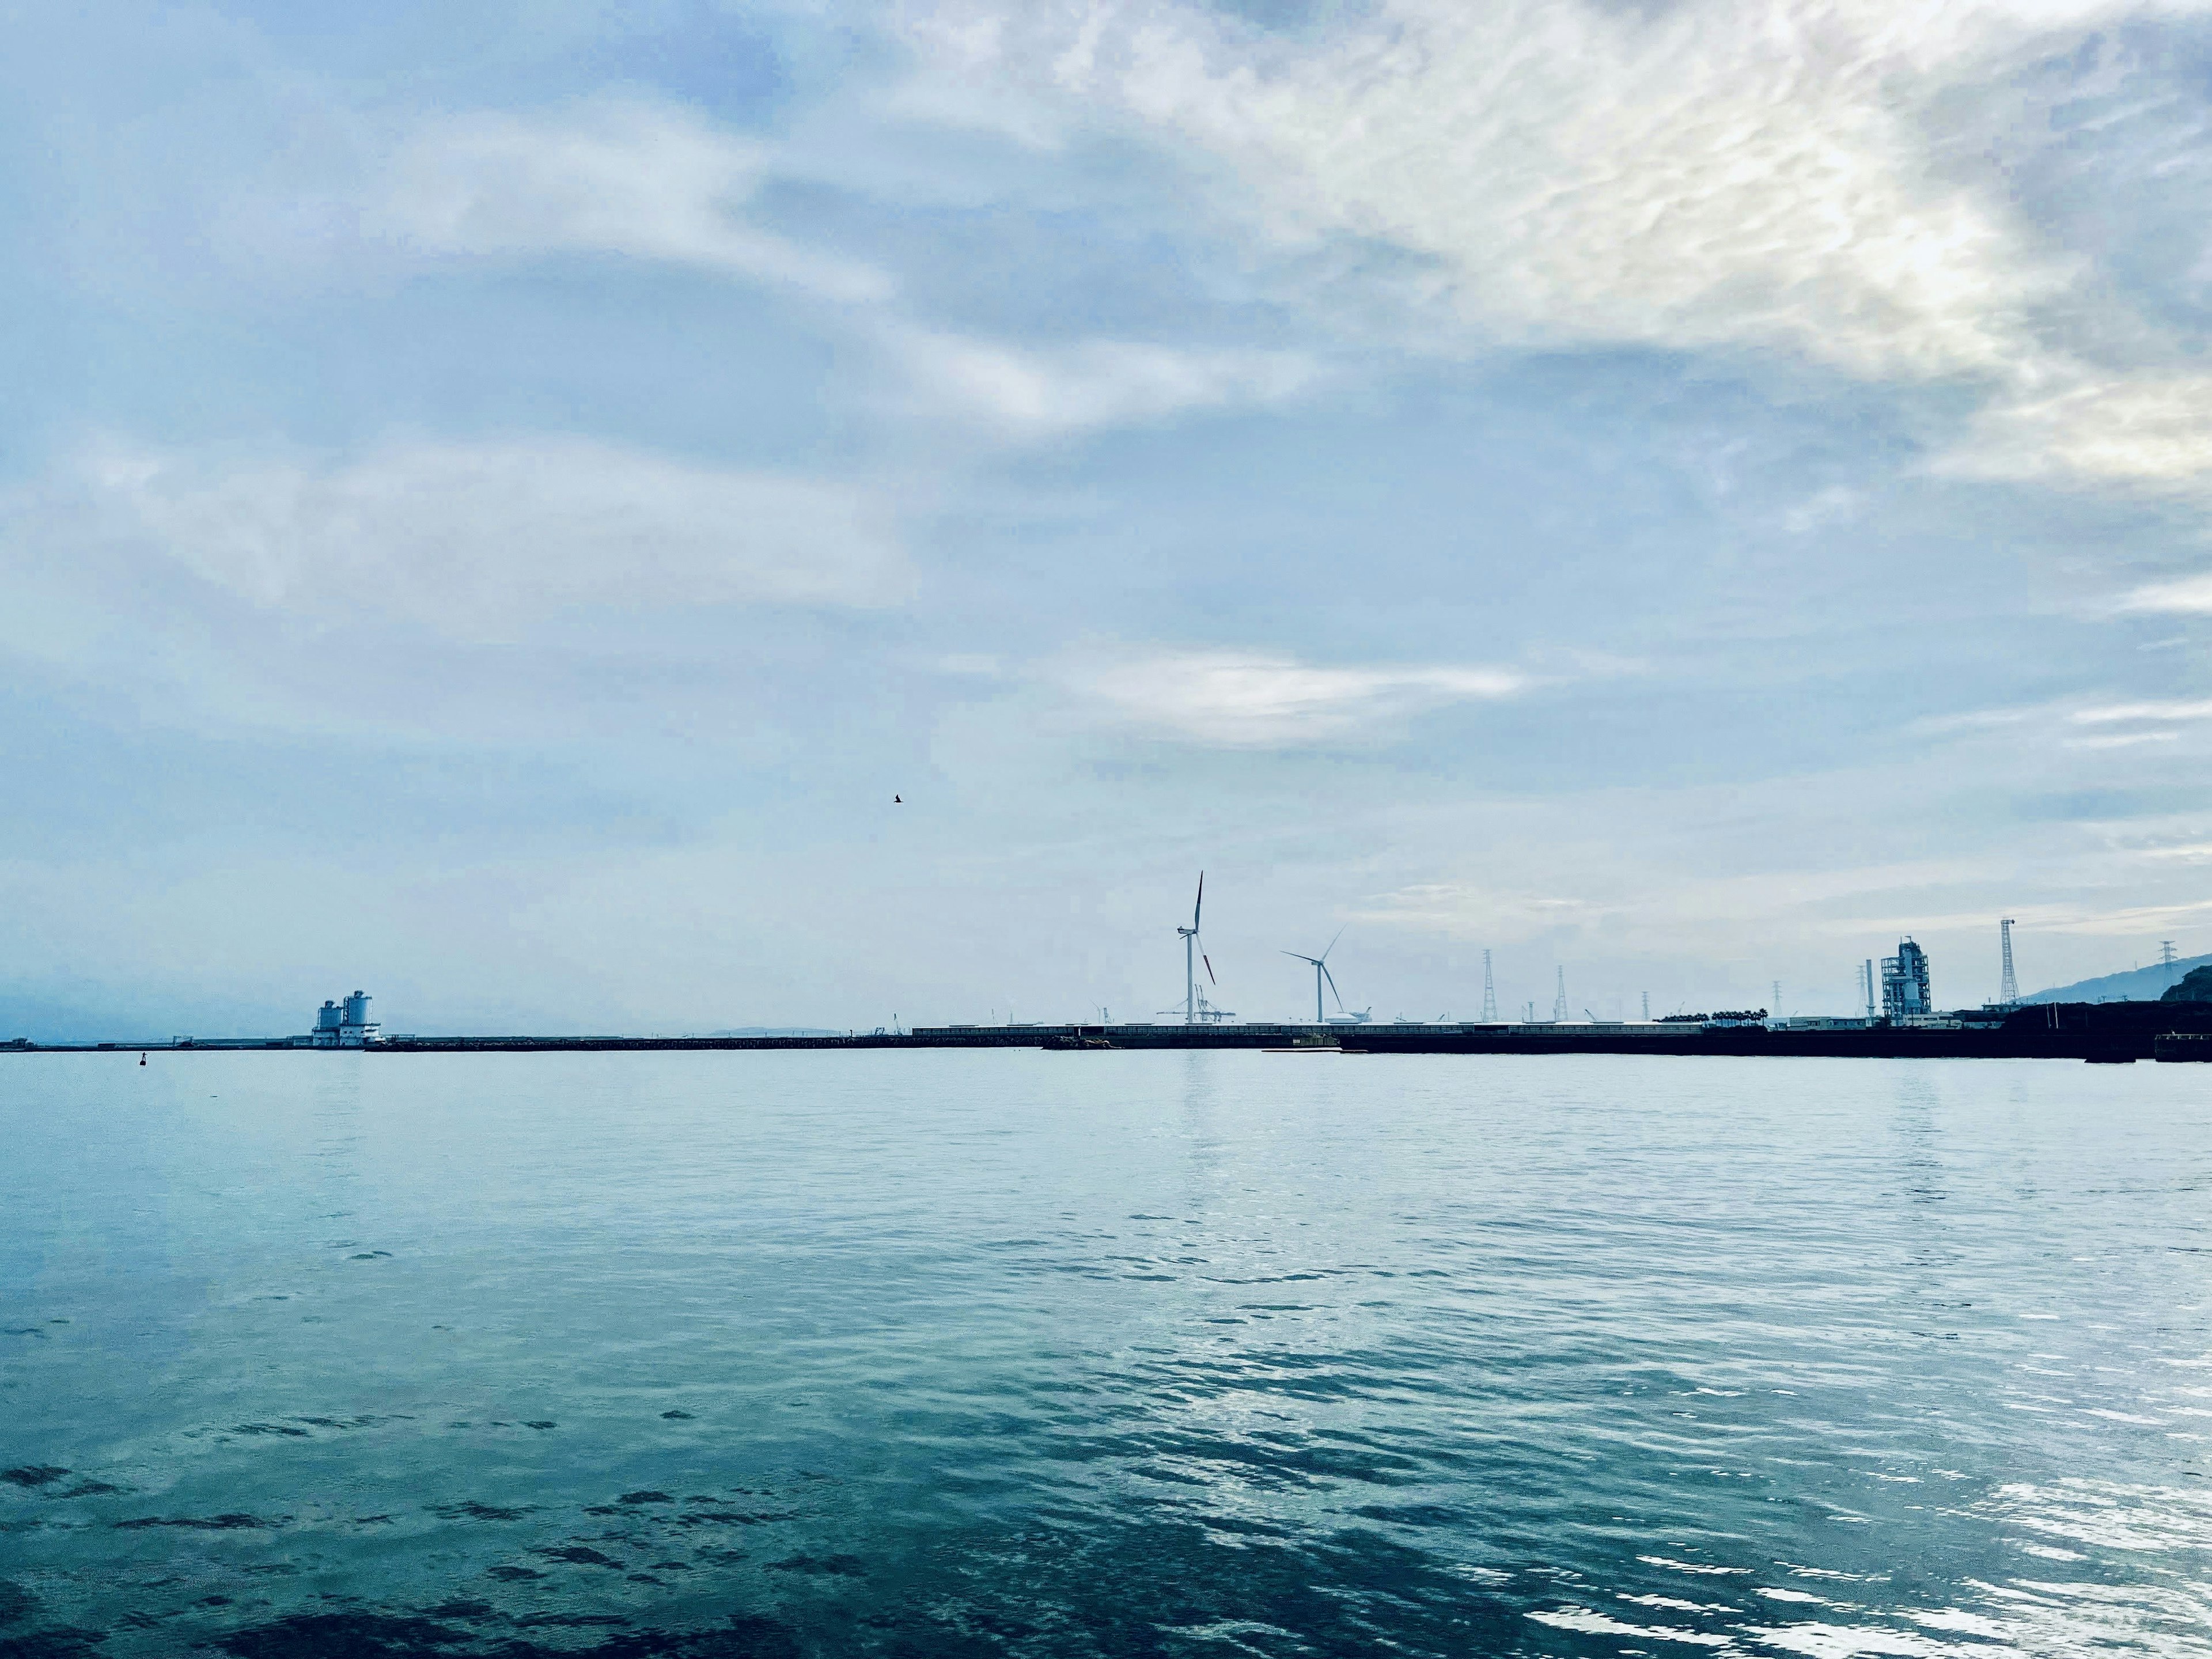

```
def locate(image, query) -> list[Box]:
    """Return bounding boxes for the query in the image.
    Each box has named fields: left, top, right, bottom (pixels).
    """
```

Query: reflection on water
left=0, top=1050, right=2206, bottom=1656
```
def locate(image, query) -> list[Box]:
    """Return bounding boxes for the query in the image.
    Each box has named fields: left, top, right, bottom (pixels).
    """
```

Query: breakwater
left=8, top=1000, right=2212, bottom=1059
left=1351, top=1006, right=2207, bottom=1062
left=5, top=1025, right=1350, bottom=1055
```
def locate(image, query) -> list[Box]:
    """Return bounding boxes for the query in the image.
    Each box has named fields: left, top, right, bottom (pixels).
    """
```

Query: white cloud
left=1910, top=706, right=2040, bottom=736
left=376, top=100, right=892, bottom=302
left=1782, top=486, right=1867, bottom=536
left=376, top=101, right=1313, bottom=443
left=1933, top=370, right=2212, bottom=494
left=893, top=329, right=1318, bottom=438
left=1915, top=697, right=2212, bottom=743
left=1067, top=648, right=1527, bottom=745
left=2018, top=895, right=2212, bottom=934
left=2066, top=730, right=2183, bottom=748
left=2068, top=698, right=2212, bottom=725
left=911, top=0, right=2079, bottom=376
left=906, top=0, right=2212, bottom=494
left=52, top=436, right=907, bottom=642
left=1352, top=881, right=1605, bottom=938
left=2116, top=571, right=2212, bottom=615
left=2135, top=842, right=2212, bottom=862
left=2050, top=696, right=2212, bottom=748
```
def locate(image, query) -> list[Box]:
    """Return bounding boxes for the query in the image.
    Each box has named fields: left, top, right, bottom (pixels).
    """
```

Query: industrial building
left=1881, top=940, right=1932, bottom=1022
left=303, top=991, right=378, bottom=1048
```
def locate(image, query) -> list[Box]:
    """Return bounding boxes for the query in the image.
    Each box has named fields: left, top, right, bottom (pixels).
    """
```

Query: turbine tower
left=1999, top=919, right=2018, bottom=1005
left=1284, top=928, right=1347, bottom=1025
left=1177, top=873, right=1214, bottom=1027
left=1480, top=949, right=1498, bottom=1022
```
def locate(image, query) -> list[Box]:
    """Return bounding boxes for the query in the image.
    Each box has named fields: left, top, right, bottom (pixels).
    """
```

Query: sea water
left=1, top=1050, right=2206, bottom=1657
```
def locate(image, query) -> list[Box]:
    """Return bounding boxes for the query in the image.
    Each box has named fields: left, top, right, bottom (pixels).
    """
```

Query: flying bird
left=894, top=795, right=903, bottom=804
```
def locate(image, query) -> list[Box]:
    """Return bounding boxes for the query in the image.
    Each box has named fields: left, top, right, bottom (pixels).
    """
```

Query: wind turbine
left=1177, top=873, right=1214, bottom=1026
left=1283, top=927, right=1347, bottom=1024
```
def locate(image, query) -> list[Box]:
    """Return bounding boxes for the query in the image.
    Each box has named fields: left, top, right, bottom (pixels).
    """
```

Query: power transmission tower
left=1771, top=979, right=1781, bottom=1015
left=1999, top=919, right=2018, bottom=1004
left=1641, top=991, right=1650, bottom=1021
left=1480, top=949, right=1498, bottom=1022
left=2161, top=940, right=2179, bottom=981
left=1551, top=967, right=1569, bottom=1022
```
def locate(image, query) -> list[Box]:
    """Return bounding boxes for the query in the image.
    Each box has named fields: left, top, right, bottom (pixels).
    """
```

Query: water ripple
left=0, top=1051, right=2205, bottom=1655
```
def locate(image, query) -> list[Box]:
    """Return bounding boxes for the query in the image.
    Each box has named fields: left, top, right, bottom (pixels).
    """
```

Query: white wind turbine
left=1176, top=873, right=1214, bottom=1025
left=1283, top=927, right=1347, bottom=1025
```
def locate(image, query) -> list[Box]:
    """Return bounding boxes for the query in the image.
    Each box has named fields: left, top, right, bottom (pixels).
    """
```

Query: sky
left=7, top=0, right=2212, bottom=1037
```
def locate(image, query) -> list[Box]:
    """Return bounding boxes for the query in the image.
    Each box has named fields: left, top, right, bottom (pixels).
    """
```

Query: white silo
left=338, top=991, right=378, bottom=1046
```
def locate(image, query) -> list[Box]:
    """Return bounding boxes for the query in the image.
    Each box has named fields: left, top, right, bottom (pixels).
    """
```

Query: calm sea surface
left=1, top=1051, right=2207, bottom=1657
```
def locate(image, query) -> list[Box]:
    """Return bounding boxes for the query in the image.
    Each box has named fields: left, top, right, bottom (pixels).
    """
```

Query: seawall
left=8, top=1002, right=2212, bottom=1060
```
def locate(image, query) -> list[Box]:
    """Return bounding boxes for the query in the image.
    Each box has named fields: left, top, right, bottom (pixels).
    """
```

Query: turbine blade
left=1203, top=954, right=1217, bottom=986
left=1321, top=926, right=1346, bottom=963
left=1194, top=872, right=1203, bottom=930
left=1322, top=964, right=1344, bottom=1011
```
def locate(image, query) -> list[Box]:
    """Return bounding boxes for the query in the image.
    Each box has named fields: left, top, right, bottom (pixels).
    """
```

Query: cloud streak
left=41, top=437, right=907, bottom=642
left=2115, top=572, right=2212, bottom=615
left=373, top=100, right=1316, bottom=445
left=1933, top=370, right=2212, bottom=494
left=2069, top=698, right=2212, bottom=726
left=1067, top=648, right=1528, bottom=745
left=893, top=330, right=1318, bottom=438
left=376, top=100, right=893, bottom=302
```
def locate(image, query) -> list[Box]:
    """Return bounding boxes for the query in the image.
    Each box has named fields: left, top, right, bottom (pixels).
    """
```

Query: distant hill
left=2019, top=954, right=2212, bottom=1005
left=2163, top=965, right=2212, bottom=1002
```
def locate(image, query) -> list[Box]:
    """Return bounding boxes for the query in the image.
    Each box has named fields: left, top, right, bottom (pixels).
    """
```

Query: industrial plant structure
left=305, top=991, right=378, bottom=1048
left=1881, top=940, right=1932, bottom=1022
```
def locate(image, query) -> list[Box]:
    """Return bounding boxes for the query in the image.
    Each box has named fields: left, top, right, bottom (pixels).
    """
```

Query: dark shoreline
left=8, top=1002, right=2211, bottom=1061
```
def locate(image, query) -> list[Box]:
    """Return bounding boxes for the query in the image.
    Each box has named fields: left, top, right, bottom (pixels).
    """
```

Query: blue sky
left=7, top=0, right=2212, bottom=1036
